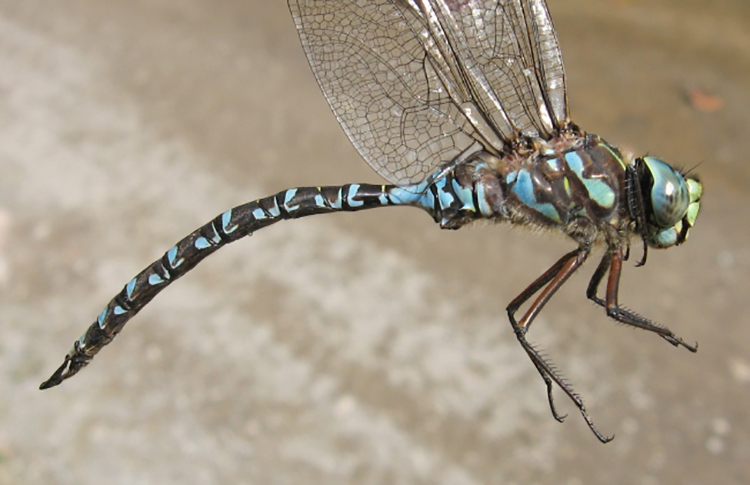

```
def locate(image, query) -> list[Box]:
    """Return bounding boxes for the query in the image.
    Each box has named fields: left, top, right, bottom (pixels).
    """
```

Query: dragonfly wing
left=514, top=0, right=569, bottom=132
left=288, top=0, right=569, bottom=185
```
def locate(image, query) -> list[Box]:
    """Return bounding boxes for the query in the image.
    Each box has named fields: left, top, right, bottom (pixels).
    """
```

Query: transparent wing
left=288, top=0, right=569, bottom=185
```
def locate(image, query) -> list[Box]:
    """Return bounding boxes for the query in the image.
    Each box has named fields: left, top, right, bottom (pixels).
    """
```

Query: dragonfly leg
left=506, top=248, right=582, bottom=423
left=507, top=246, right=613, bottom=443
left=586, top=247, right=698, bottom=352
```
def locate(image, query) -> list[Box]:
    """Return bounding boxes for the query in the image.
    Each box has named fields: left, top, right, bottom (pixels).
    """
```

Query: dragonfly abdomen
left=39, top=180, right=484, bottom=389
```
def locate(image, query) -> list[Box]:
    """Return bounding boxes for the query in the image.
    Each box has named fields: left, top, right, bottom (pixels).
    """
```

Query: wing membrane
left=288, top=0, right=569, bottom=185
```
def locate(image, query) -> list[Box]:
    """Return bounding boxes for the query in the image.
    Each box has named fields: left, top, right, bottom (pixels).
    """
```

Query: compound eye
left=641, top=156, right=690, bottom=228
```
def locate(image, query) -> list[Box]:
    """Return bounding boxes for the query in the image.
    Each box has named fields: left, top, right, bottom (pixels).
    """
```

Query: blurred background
left=0, top=0, right=748, bottom=483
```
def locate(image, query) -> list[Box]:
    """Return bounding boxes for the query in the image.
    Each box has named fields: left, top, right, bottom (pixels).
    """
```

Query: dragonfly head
left=633, top=156, right=702, bottom=249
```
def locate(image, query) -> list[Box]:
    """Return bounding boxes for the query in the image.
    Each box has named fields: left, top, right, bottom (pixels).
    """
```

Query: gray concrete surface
left=1, top=0, right=749, bottom=483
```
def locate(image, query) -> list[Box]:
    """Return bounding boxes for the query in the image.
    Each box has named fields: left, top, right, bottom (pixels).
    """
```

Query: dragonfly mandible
left=41, top=0, right=703, bottom=442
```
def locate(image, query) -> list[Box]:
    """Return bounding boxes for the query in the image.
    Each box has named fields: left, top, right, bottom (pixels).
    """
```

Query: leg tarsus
left=661, top=333, right=699, bottom=352
left=604, top=307, right=699, bottom=353
left=512, top=326, right=566, bottom=422
left=579, top=404, right=615, bottom=443
left=592, top=248, right=699, bottom=354
left=542, top=372, right=567, bottom=423
left=514, top=330, right=612, bottom=441
left=528, top=351, right=567, bottom=423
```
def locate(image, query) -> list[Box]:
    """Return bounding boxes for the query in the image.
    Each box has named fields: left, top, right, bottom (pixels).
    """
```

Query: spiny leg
left=586, top=246, right=698, bottom=352
left=506, top=249, right=581, bottom=423
left=507, top=247, right=613, bottom=443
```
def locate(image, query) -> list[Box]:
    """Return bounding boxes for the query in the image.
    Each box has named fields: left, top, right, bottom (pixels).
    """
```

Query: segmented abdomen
left=41, top=183, right=409, bottom=388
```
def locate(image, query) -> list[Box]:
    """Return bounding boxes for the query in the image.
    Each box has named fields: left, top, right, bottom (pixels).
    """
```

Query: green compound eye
left=642, top=156, right=690, bottom=228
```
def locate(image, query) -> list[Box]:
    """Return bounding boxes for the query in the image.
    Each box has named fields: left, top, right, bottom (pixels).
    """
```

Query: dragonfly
left=41, top=0, right=703, bottom=442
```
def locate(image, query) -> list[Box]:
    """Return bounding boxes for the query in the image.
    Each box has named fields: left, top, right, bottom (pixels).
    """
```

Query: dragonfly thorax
left=465, top=135, right=630, bottom=243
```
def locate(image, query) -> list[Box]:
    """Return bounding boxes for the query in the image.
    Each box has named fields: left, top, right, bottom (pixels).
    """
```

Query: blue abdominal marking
left=435, top=178, right=455, bottom=210
left=283, top=188, right=299, bottom=211
left=252, top=208, right=266, bottom=220
left=452, top=179, right=475, bottom=211
left=167, top=246, right=184, bottom=269
left=97, top=308, right=108, bottom=329
left=195, top=223, right=222, bottom=250
left=125, top=278, right=136, bottom=300
left=386, top=182, right=433, bottom=210
left=267, top=197, right=281, bottom=217
left=148, top=274, right=165, bottom=285
left=510, top=170, right=561, bottom=222
left=565, top=152, right=615, bottom=209
left=113, top=306, right=126, bottom=316
left=221, top=210, right=238, bottom=234
left=347, top=184, right=364, bottom=207
left=194, top=237, right=211, bottom=249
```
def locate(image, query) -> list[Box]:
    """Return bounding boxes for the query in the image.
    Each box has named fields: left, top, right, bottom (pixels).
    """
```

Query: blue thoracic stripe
left=564, top=152, right=615, bottom=209
left=511, top=169, right=561, bottom=222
